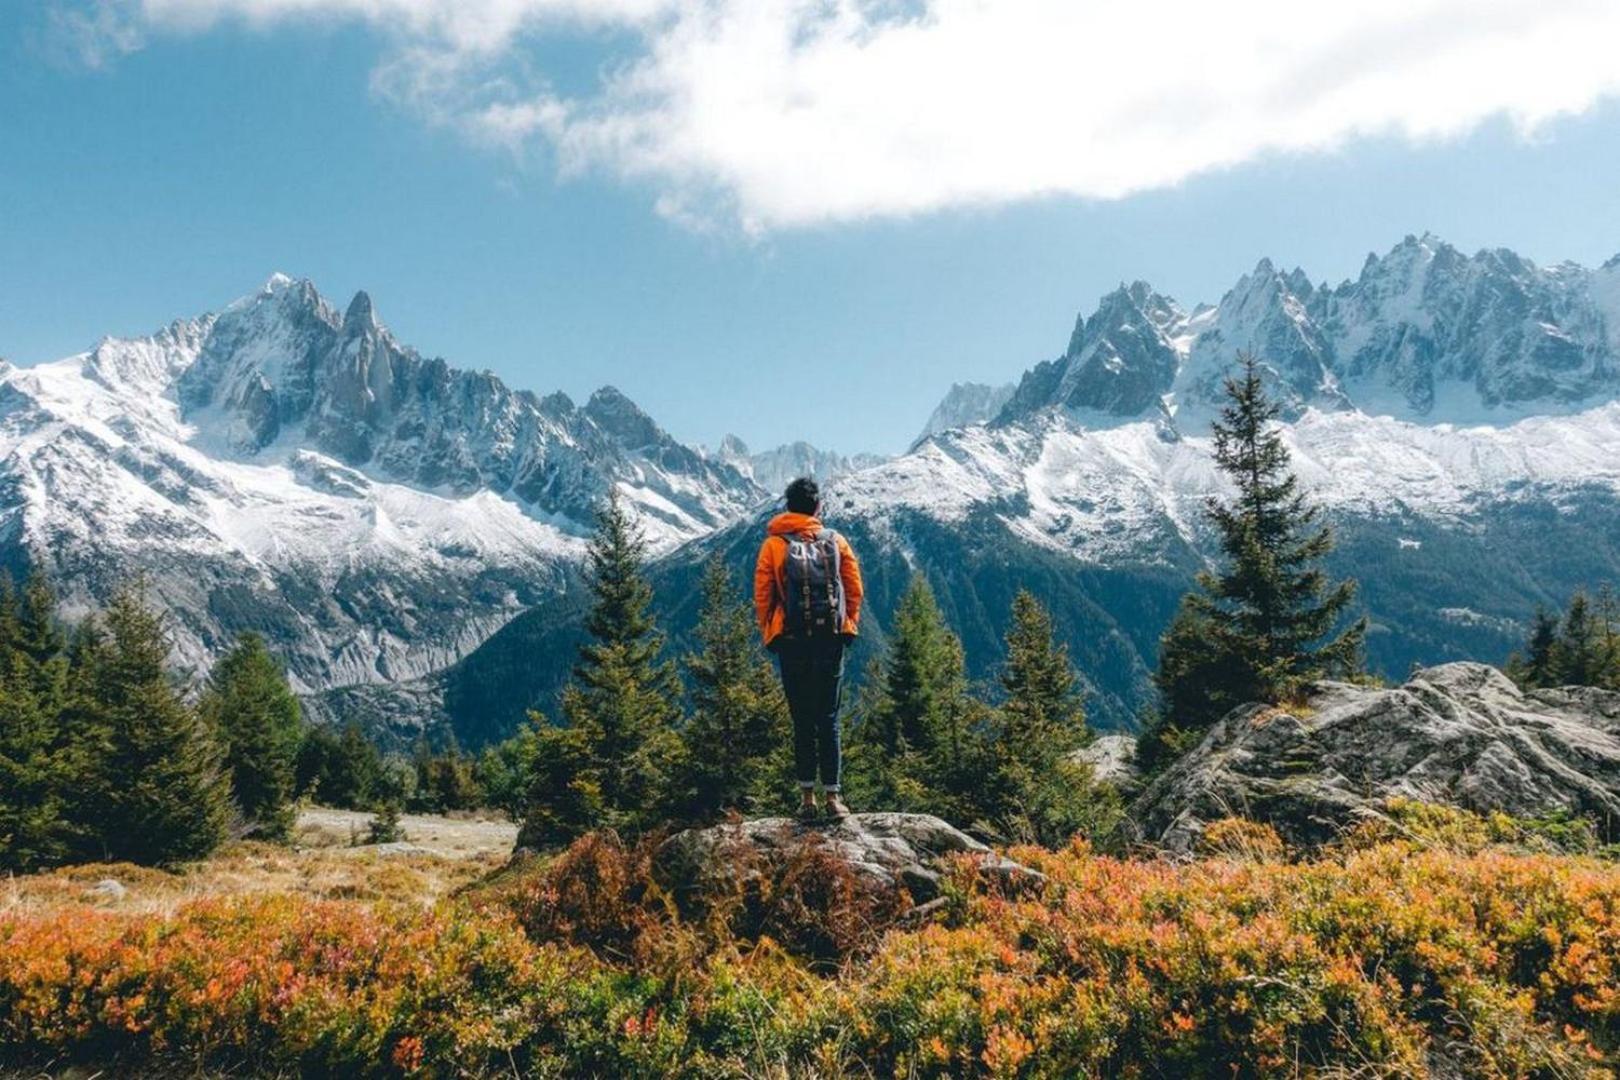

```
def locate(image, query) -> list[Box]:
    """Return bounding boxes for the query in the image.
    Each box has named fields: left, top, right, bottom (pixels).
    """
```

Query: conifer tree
left=848, top=576, right=991, bottom=820
left=675, top=555, right=790, bottom=822
left=989, top=590, right=1103, bottom=843
left=201, top=632, right=303, bottom=841
left=1553, top=591, right=1604, bottom=687
left=0, top=574, right=72, bottom=871
left=86, top=586, right=231, bottom=865
left=1145, top=354, right=1364, bottom=768
left=519, top=491, right=683, bottom=847
left=1510, top=608, right=1563, bottom=689
left=296, top=722, right=384, bottom=809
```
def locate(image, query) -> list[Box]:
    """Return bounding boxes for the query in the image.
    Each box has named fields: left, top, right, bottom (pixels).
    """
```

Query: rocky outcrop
left=655, top=813, right=1042, bottom=913
left=1129, top=663, right=1620, bottom=852
left=1071, top=733, right=1142, bottom=792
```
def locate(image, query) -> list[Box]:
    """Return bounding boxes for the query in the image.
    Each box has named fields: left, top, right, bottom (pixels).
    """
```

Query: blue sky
left=4, top=1, right=1620, bottom=455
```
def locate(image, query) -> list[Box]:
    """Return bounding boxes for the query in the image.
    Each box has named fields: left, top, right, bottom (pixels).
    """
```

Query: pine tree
left=1146, top=354, right=1364, bottom=767
left=201, top=632, right=303, bottom=840
left=296, top=723, right=383, bottom=809
left=990, top=591, right=1102, bottom=844
left=1553, top=591, right=1604, bottom=687
left=1510, top=608, right=1563, bottom=689
left=848, top=576, right=991, bottom=820
left=0, top=577, right=68, bottom=871
left=676, top=555, right=791, bottom=822
left=86, top=587, right=231, bottom=866
left=518, top=492, right=683, bottom=848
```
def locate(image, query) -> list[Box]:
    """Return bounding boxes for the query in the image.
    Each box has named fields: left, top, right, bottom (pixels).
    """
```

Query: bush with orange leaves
left=2, top=808, right=1619, bottom=1077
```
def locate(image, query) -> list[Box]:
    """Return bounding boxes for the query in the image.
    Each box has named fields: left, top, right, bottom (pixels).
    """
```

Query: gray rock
left=85, top=878, right=128, bottom=901
left=655, top=812, right=1042, bottom=908
left=1072, top=733, right=1141, bottom=791
left=1128, top=662, right=1620, bottom=852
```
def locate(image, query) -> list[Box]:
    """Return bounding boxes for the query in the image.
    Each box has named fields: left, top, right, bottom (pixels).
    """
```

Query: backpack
left=780, top=528, right=847, bottom=639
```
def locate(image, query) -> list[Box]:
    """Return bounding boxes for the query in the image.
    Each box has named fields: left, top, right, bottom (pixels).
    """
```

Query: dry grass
left=0, top=807, right=515, bottom=918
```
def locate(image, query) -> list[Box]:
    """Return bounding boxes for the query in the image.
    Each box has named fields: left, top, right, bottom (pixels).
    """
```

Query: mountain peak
left=344, top=290, right=377, bottom=334
left=261, top=271, right=297, bottom=294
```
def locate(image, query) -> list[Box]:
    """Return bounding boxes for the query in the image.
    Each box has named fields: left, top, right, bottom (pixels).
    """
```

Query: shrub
left=4, top=814, right=1619, bottom=1077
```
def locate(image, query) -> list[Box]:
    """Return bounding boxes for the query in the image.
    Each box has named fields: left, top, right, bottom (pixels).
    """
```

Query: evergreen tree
left=518, top=492, right=683, bottom=847
left=202, top=632, right=303, bottom=841
left=1146, top=354, right=1364, bottom=768
left=1553, top=591, right=1604, bottom=687
left=411, top=737, right=484, bottom=813
left=989, top=591, right=1102, bottom=844
left=1509, top=608, right=1563, bottom=689
left=297, top=722, right=384, bottom=809
left=86, top=587, right=231, bottom=865
left=0, top=575, right=72, bottom=870
left=675, top=555, right=790, bottom=822
left=474, top=719, right=542, bottom=822
left=848, top=576, right=991, bottom=820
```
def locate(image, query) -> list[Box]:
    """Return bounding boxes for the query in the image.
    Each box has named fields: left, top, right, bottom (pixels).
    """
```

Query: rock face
left=1071, top=733, right=1142, bottom=792
left=655, top=813, right=1042, bottom=909
left=1129, top=663, right=1620, bottom=852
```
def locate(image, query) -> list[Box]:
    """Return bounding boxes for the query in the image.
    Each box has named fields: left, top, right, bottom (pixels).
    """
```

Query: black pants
left=774, top=637, right=846, bottom=791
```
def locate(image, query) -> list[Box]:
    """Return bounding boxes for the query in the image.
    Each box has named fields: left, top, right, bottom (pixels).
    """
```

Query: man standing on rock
left=754, top=476, right=864, bottom=820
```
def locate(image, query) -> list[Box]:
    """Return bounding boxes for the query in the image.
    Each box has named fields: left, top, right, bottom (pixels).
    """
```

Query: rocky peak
left=343, top=290, right=378, bottom=336
left=585, top=386, right=662, bottom=450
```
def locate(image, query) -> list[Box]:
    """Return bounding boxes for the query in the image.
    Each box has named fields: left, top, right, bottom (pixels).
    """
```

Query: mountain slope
left=0, top=276, right=763, bottom=698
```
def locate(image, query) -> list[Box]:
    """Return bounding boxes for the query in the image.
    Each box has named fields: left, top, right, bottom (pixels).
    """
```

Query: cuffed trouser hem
left=798, top=781, right=817, bottom=789
left=822, top=784, right=840, bottom=792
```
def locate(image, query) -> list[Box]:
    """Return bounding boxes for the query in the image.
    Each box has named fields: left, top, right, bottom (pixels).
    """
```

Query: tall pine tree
left=675, top=555, right=790, bottom=822
left=0, top=577, right=72, bottom=871
left=1145, top=354, right=1364, bottom=769
left=84, top=586, right=231, bottom=865
left=848, top=576, right=991, bottom=820
left=519, top=491, right=683, bottom=848
left=202, top=632, right=303, bottom=841
left=988, top=590, right=1105, bottom=844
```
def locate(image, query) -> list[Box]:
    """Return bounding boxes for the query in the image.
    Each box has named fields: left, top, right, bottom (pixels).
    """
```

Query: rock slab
left=1129, top=663, right=1620, bottom=851
left=656, top=812, right=1042, bottom=907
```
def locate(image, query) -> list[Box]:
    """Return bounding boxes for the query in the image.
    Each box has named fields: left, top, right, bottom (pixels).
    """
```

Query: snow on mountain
left=0, top=275, right=764, bottom=693
left=977, top=234, right=1620, bottom=433
left=916, top=381, right=1014, bottom=444
left=841, top=402, right=1620, bottom=564
left=711, top=435, right=886, bottom=495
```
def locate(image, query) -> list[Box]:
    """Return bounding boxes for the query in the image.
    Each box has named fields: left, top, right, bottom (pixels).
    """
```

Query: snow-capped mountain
left=0, top=275, right=764, bottom=699
left=712, top=434, right=886, bottom=496
left=992, top=234, right=1620, bottom=428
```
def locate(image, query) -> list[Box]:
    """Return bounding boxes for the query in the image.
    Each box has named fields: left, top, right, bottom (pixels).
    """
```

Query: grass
left=1, top=804, right=1617, bottom=1078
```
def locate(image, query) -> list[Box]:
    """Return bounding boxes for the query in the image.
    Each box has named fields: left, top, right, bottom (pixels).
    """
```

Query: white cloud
left=53, top=0, right=1620, bottom=231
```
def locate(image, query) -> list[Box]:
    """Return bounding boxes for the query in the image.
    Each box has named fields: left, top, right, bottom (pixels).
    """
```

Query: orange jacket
left=754, top=512, right=863, bottom=645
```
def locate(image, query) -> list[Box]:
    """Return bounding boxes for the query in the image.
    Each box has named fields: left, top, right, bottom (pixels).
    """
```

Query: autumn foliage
left=3, top=811, right=1619, bottom=1077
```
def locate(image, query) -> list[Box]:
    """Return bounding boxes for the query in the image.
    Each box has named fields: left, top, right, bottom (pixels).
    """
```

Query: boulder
left=1072, top=733, right=1141, bottom=791
left=655, top=812, right=1042, bottom=911
left=1129, top=663, right=1620, bottom=852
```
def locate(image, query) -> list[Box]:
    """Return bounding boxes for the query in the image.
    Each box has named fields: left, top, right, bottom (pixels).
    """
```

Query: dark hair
left=784, top=476, right=820, bottom=515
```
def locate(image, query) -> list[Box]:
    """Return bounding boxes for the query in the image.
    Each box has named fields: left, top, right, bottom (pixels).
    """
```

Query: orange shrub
left=2, top=816, right=1618, bottom=1077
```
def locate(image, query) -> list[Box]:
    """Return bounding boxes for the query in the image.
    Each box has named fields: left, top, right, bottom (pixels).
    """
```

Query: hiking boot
left=823, top=794, right=851, bottom=819
left=796, top=793, right=819, bottom=822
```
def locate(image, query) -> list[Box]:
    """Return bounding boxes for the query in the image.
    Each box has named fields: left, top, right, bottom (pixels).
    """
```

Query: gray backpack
left=781, top=529, right=846, bottom=639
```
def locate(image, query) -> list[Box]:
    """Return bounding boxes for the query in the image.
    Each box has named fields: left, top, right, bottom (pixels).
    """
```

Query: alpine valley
left=7, top=233, right=1620, bottom=743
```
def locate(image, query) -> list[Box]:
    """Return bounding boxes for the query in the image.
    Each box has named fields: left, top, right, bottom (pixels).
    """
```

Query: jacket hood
left=766, top=511, right=823, bottom=538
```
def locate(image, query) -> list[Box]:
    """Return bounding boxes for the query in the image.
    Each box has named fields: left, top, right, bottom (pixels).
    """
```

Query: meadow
left=2, top=803, right=1618, bottom=1078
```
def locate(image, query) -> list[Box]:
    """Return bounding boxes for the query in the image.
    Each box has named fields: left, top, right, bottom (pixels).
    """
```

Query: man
left=754, top=476, right=864, bottom=819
